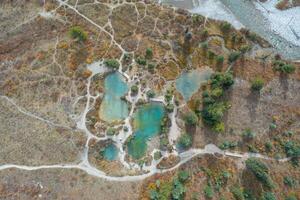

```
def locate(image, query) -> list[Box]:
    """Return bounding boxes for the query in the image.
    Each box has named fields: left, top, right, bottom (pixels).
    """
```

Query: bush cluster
left=284, top=141, right=300, bottom=165
left=245, top=158, right=274, bottom=189
left=69, top=26, right=87, bottom=41
left=273, top=60, right=295, bottom=74
left=104, top=59, right=119, bottom=70
left=228, top=51, right=241, bottom=63
left=201, top=72, right=234, bottom=133
left=219, top=140, right=237, bottom=150
left=149, top=171, right=189, bottom=200
left=251, top=77, right=264, bottom=91
left=184, top=112, right=198, bottom=126
left=178, top=133, right=192, bottom=149
left=220, top=21, right=232, bottom=33
left=145, top=48, right=153, bottom=59
left=204, top=184, right=214, bottom=199
left=261, top=192, right=276, bottom=200
left=283, top=176, right=297, bottom=188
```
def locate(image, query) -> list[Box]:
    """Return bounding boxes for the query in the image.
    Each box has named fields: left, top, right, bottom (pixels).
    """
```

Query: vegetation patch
left=245, top=158, right=274, bottom=189
left=69, top=26, right=88, bottom=42
left=104, top=59, right=120, bottom=70
left=201, top=72, right=234, bottom=133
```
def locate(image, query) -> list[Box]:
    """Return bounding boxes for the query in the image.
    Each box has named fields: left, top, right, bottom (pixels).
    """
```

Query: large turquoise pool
left=99, top=72, right=129, bottom=123
left=127, top=103, right=165, bottom=159
left=175, top=68, right=213, bottom=101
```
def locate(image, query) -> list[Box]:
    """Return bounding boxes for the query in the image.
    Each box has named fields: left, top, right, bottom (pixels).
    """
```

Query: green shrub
left=245, top=158, right=274, bottom=189
left=172, top=179, right=186, bottom=200
left=123, top=53, right=131, bottom=62
left=285, top=195, right=297, bottom=200
left=284, top=141, right=300, bottom=165
left=248, top=32, right=258, bottom=42
left=178, top=133, right=192, bottom=149
left=269, top=123, right=277, bottom=130
left=150, top=190, right=159, bottom=200
left=136, top=57, right=147, bottom=65
left=283, top=130, right=294, bottom=137
left=203, top=96, right=215, bottom=106
left=230, top=187, right=245, bottom=200
left=273, top=60, right=295, bottom=74
left=178, top=171, right=189, bottom=183
left=149, top=180, right=173, bottom=200
left=212, top=122, right=225, bottom=133
left=204, top=184, right=214, bottom=199
left=216, top=55, right=224, bottom=66
left=154, top=151, right=162, bottom=160
left=69, top=26, right=87, bottom=41
left=106, top=127, right=116, bottom=136
left=240, top=45, right=251, bottom=54
left=228, top=51, right=241, bottom=63
left=166, top=104, right=174, bottom=113
left=200, top=28, right=209, bottom=39
left=145, top=48, right=153, bottom=59
left=261, top=192, right=276, bottom=200
left=104, top=59, right=119, bottom=70
left=165, top=93, right=172, bottom=103
left=208, top=51, right=215, bottom=59
left=192, top=14, right=204, bottom=24
left=210, top=72, right=234, bottom=89
left=220, top=21, right=232, bottom=33
left=201, top=42, right=208, bottom=50
left=146, top=90, right=155, bottom=98
left=283, top=176, right=297, bottom=188
left=243, top=128, right=256, bottom=140
left=202, top=102, right=227, bottom=126
left=210, top=87, right=224, bottom=98
left=219, top=140, right=237, bottom=150
left=284, top=141, right=300, bottom=157
left=265, top=141, right=273, bottom=152
left=251, top=77, right=264, bottom=91
left=148, top=63, right=156, bottom=72
left=247, top=144, right=258, bottom=153
left=131, top=85, right=139, bottom=95
left=184, top=112, right=198, bottom=126
left=160, top=137, right=169, bottom=149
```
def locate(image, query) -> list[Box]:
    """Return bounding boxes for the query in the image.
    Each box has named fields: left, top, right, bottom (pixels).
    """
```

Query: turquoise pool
left=103, top=143, right=118, bottom=161
left=175, top=68, right=213, bottom=101
left=127, top=103, right=165, bottom=159
left=100, top=72, right=129, bottom=123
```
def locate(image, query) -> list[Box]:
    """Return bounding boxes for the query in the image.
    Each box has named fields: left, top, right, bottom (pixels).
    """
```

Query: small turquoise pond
left=175, top=68, right=213, bottom=101
left=103, top=144, right=118, bottom=161
left=127, top=103, right=165, bottom=159
left=100, top=72, right=129, bottom=123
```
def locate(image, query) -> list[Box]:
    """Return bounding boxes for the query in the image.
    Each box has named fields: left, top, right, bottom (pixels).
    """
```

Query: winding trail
left=0, top=95, right=71, bottom=130
left=0, top=143, right=291, bottom=182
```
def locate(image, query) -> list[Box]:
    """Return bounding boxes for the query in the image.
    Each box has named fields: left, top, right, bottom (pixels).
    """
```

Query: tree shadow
left=279, top=73, right=289, bottom=100
left=202, top=125, right=218, bottom=145
left=241, top=169, right=263, bottom=199
left=246, top=90, right=260, bottom=123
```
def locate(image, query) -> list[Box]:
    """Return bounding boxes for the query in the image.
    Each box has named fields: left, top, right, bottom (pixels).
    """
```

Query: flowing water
left=99, top=72, right=129, bottom=123
left=127, top=103, right=165, bottom=159
left=160, top=0, right=300, bottom=60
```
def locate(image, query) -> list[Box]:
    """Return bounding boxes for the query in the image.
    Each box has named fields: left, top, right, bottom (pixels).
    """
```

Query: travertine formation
left=0, top=0, right=299, bottom=199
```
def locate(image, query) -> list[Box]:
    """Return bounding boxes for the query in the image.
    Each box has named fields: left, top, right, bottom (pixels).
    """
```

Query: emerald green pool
left=99, top=72, right=129, bottom=123
left=127, top=103, right=165, bottom=159
left=175, top=68, right=213, bottom=101
left=103, top=143, right=118, bottom=161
